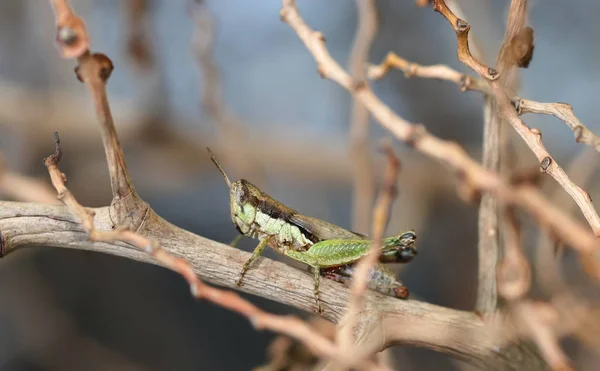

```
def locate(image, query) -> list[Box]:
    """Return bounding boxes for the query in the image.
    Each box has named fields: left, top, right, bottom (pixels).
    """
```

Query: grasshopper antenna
left=207, top=147, right=232, bottom=188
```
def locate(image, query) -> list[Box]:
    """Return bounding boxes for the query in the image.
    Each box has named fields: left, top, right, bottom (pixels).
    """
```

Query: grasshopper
left=208, top=149, right=417, bottom=313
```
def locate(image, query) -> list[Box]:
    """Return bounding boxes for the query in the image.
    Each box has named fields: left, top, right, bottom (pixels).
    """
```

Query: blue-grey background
left=0, top=0, right=599, bottom=370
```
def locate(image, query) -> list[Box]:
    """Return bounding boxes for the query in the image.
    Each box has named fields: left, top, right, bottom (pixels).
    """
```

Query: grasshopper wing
left=289, top=214, right=367, bottom=241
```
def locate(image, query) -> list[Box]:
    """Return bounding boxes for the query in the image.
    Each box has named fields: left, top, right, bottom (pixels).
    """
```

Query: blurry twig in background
left=338, top=144, right=399, bottom=363
left=124, top=0, right=154, bottom=69
left=190, top=1, right=263, bottom=180
left=348, top=0, right=376, bottom=235
left=0, top=154, right=58, bottom=204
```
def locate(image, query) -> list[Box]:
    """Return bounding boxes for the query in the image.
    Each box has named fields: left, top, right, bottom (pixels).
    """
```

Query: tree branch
left=0, top=200, right=547, bottom=370
left=279, top=0, right=600, bottom=278
left=368, top=53, right=600, bottom=154
left=432, top=0, right=600, bottom=238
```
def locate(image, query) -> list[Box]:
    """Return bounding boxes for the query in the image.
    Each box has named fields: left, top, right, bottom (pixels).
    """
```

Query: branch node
left=94, top=53, right=115, bottom=82
left=314, top=31, right=326, bottom=42
left=455, top=19, right=470, bottom=33
left=540, top=157, right=552, bottom=173
left=404, top=63, right=418, bottom=78
left=511, top=98, right=523, bottom=115
left=459, top=75, right=470, bottom=92
left=317, top=64, right=326, bottom=79
left=574, top=126, right=584, bottom=142
left=279, top=8, right=289, bottom=22
left=405, top=124, right=427, bottom=147
left=57, top=26, right=79, bottom=46
left=352, top=80, right=367, bottom=92
left=486, top=67, right=499, bottom=80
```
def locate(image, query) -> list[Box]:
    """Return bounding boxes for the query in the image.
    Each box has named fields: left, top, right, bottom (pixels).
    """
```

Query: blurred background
left=1, top=0, right=600, bottom=370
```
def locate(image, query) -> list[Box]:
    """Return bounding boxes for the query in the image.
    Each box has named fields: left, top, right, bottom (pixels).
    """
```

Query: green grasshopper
left=208, top=149, right=417, bottom=312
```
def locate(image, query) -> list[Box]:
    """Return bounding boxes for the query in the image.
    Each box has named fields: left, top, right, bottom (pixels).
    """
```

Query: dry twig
left=348, top=0, right=377, bottom=234
left=280, top=0, right=600, bottom=280
left=368, top=53, right=600, bottom=154
left=432, top=0, right=600, bottom=238
left=0, top=155, right=58, bottom=204
left=338, top=144, right=400, bottom=357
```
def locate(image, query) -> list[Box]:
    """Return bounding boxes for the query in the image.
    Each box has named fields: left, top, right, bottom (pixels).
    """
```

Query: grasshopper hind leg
left=237, top=238, right=268, bottom=287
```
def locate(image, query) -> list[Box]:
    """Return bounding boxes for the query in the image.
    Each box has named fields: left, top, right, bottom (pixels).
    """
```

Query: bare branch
left=432, top=0, right=600, bottom=237
left=0, top=200, right=549, bottom=370
left=0, top=155, right=58, bottom=204
left=279, top=0, right=600, bottom=278
left=518, top=100, right=600, bottom=152
left=369, top=53, right=600, bottom=155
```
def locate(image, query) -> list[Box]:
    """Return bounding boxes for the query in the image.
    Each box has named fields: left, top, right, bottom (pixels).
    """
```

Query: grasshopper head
left=380, top=231, right=417, bottom=263
left=230, top=179, right=262, bottom=234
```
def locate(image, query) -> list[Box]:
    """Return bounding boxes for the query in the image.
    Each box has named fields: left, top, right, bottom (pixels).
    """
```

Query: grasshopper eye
left=401, top=231, right=417, bottom=241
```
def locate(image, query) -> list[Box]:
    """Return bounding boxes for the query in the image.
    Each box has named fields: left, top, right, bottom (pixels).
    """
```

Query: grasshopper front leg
left=237, top=238, right=268, bottom=286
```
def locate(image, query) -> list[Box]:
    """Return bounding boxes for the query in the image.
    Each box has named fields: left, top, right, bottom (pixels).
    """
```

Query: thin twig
left=190, top=1, right=262, bottom=179
left=339, top=143, right=400, bottom=355
left=431, top=0, right=600, bottom=237
left=42, top=132, right=378, bottom=370
left=368, top=53, right=600, bottom=154
left=124, top=0, right=154, bottom=69
left=280, top=0, right=600, bottom=279
left=0, top=155, right=59, bottom=204
left=348, top=0, right=377, bottom=234
left=49, top=2, right=137, bottom=201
